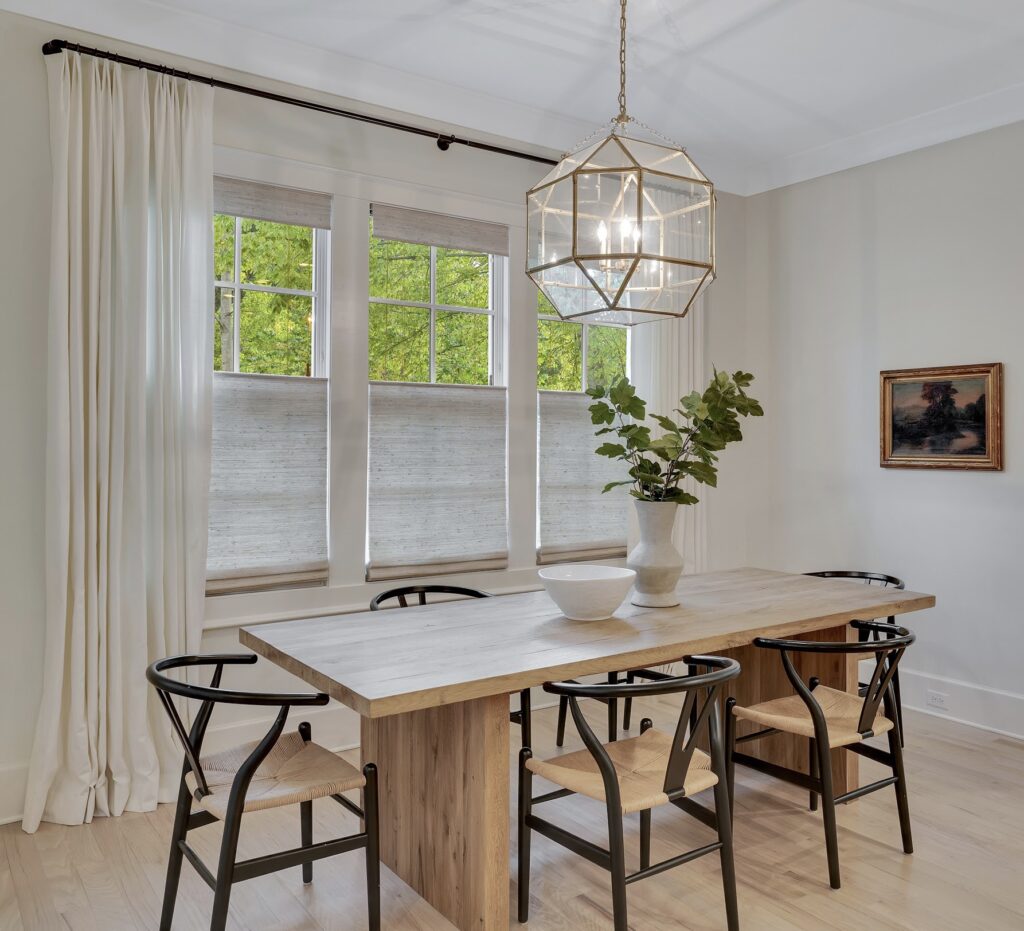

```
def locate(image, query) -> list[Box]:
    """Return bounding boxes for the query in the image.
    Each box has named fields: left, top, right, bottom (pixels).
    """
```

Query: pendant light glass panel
left=526, top=134, right=715, bottom=325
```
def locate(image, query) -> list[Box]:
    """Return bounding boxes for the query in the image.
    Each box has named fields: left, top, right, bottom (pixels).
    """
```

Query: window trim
left=537, top=305, right=630, bottom=394
left=214, top=214, right=329, bottom=378
left=368, top=239, right=506, bottom=387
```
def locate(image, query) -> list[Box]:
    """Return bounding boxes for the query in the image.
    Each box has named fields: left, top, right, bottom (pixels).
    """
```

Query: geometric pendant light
left=526, top=0, right=715, bottom=325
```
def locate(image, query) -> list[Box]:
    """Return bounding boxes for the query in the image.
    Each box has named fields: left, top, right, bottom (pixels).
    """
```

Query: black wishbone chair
left=519, top=656, right=741, bottom=931
left=726, top=621, right=915, bottom=890
left=147, top=654, right=380, bottom=931
left=369, top=584, right=537, bottom=746
left=806, top=570, right=908, bottom=745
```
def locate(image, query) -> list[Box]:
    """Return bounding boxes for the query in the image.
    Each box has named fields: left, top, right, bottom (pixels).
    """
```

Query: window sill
left=202, top=559, right=626, bottom=632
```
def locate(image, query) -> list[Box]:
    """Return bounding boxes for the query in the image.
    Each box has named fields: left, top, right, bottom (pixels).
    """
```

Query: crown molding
left=7, top=0, right=1024, bottom=196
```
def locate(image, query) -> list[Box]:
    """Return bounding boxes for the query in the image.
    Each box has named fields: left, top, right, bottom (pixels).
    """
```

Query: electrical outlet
left=926, top=690, right=949, bottom=712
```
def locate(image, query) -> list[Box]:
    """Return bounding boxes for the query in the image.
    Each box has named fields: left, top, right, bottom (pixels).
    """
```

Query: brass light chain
left=616, top=0, right=629, bottom=123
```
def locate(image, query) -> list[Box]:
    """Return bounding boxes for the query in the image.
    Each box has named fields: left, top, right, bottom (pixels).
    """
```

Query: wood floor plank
left=0, top=841, right=24, bottom=931
left=1, top=706, right=1022, bottom=931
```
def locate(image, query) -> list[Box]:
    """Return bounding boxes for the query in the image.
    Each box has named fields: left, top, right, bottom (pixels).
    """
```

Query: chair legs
left=517, top=749, right=533, bottom=924
left=639, top=809, right=651, bottom=870
left=814, top=737, right=842, bottom=890
left=888, top=727, right=914, bottom=854
left=210, top=808, right=243, bottom=931
left=159, top=776, right=193, bottom=931
left=607, top=671, right=619, bottom=743
left=622, top=672, right=635, bottom=731
left=724, top=697, right=737, bottom=821
left=364, top=763, right=382, bottom=931
left=606, top=799, right=628, bottom=931
left=162, top=762, right=381, bottom=930
left=808, top=738, right=819, bottom=812
left=300, top=801, right=314, bottom=883
left=519, top=688, right=532, bottom=749
left=710, top=728, right=740, bottom=931
left=299, top=721, right=314, bottom=884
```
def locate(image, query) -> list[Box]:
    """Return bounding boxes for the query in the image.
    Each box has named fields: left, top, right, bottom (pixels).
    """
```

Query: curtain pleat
left=23, top=52, right=213, bottom=832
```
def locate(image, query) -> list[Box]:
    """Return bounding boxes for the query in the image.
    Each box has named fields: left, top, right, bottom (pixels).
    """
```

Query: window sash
left=369, top=237, right=502, bottom=387
left=215, top=215, right=328, bottom=378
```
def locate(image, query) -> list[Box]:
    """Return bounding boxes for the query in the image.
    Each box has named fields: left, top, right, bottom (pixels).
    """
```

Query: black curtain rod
left=42, top=38, right=558, bottom=168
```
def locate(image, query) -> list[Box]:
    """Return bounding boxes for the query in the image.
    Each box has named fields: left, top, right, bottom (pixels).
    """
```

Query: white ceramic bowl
left=538, top=565, right=636, bottom=621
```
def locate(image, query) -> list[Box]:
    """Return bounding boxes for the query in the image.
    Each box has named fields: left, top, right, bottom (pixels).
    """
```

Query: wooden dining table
left=241, top=567, right=935, bottom=931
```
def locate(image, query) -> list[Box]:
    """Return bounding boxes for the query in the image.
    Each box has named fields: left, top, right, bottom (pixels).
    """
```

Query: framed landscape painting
left=880, top=363, right=1003, bottom=470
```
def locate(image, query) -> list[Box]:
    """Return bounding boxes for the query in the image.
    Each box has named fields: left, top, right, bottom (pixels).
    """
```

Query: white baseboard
left=897, top=667, right=1024, bottom=740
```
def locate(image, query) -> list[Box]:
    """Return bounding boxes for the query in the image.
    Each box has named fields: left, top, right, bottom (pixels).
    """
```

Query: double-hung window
left=366, top=204, right=510, bottom=581
left=536, top=292, right=631, bottom=564
left=206, top=178, right=332, bottom=594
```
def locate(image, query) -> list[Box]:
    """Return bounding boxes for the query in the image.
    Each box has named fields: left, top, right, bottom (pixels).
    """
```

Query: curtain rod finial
left=42, top=39, right=66, bottom=55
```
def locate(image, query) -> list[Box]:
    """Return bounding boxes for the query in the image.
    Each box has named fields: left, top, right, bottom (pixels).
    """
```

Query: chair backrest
left=146, top=654, right=328, bottom=801
left=544, top=656, right=741, bottom=803
left=806, top=570, right=905, bottom=589
left=369, top=584, right=492, bottom=610
left=754, top=621, right=915, bottom=739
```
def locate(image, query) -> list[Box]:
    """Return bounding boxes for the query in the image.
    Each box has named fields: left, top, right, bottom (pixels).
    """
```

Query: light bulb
left=597, top=220, right=608, bottom=243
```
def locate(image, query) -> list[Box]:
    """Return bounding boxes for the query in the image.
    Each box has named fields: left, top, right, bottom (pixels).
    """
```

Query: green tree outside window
left=368, top=225, right=493, bottom=386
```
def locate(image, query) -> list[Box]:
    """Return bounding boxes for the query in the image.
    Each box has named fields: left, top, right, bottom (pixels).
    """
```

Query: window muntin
left=536, top=292, right=628, bottom=392
left=213, top=214, right=327, bottom=377
left=368, top=224, right=501, bottom=386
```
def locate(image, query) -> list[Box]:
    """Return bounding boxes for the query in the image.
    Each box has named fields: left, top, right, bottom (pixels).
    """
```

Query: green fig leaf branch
left=586, top=370, right=763, bottom=505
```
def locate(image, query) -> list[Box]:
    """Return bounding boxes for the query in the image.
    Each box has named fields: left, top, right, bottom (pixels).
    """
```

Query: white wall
left=708, top=123, right=1024, bottom=738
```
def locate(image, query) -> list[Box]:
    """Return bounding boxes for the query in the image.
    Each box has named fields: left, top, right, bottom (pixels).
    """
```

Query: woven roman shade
left=214, top=176, right=332, bottom=230
left=371, top=203, right=508, bottom=256
left=537, top=391, right=629, bottom=564
left=207, top=373, right=328, bottom=594
left=367, top=383, right=508, bottom=580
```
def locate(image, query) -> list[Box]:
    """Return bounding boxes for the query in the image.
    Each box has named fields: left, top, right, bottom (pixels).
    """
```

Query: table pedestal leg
left=361, top=694, right=510, bottom=930
left=720, top=623, right=859, bottom=794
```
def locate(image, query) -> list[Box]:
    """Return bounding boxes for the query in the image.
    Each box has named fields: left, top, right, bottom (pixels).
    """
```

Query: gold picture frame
left=880, top=363, right=1003, bottom=470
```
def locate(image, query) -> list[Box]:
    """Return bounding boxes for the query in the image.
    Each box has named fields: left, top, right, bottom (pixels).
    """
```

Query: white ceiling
left=10, top=0, right=1024, bottom=193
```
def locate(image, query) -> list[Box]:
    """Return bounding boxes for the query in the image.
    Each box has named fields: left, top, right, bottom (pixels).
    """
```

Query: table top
left=240, top=567, right=935, bottom=718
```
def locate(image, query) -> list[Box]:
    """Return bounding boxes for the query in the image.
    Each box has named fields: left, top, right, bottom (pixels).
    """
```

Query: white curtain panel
left=367, top=383, right=509, bottom=579
left=23, top=52, right=213, bottom=832
left=628, top=305, right=708, bottom=574
left=537, top=391, right=629, bottom=563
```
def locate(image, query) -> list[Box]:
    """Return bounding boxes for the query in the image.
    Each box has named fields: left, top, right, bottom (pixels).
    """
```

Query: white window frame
left=537, top=303, right=630, bottom=393
left=214, top=214, right=330, bottom=378
left=368, top=238, right=506, bottom=387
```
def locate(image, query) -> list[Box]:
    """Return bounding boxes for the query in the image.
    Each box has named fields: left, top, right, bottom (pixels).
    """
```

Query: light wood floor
left=2, top=703, right=1022, bottom=930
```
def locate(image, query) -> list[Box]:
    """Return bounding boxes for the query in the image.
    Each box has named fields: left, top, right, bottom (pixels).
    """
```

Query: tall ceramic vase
left=628, top=500, right=684, bottom=607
